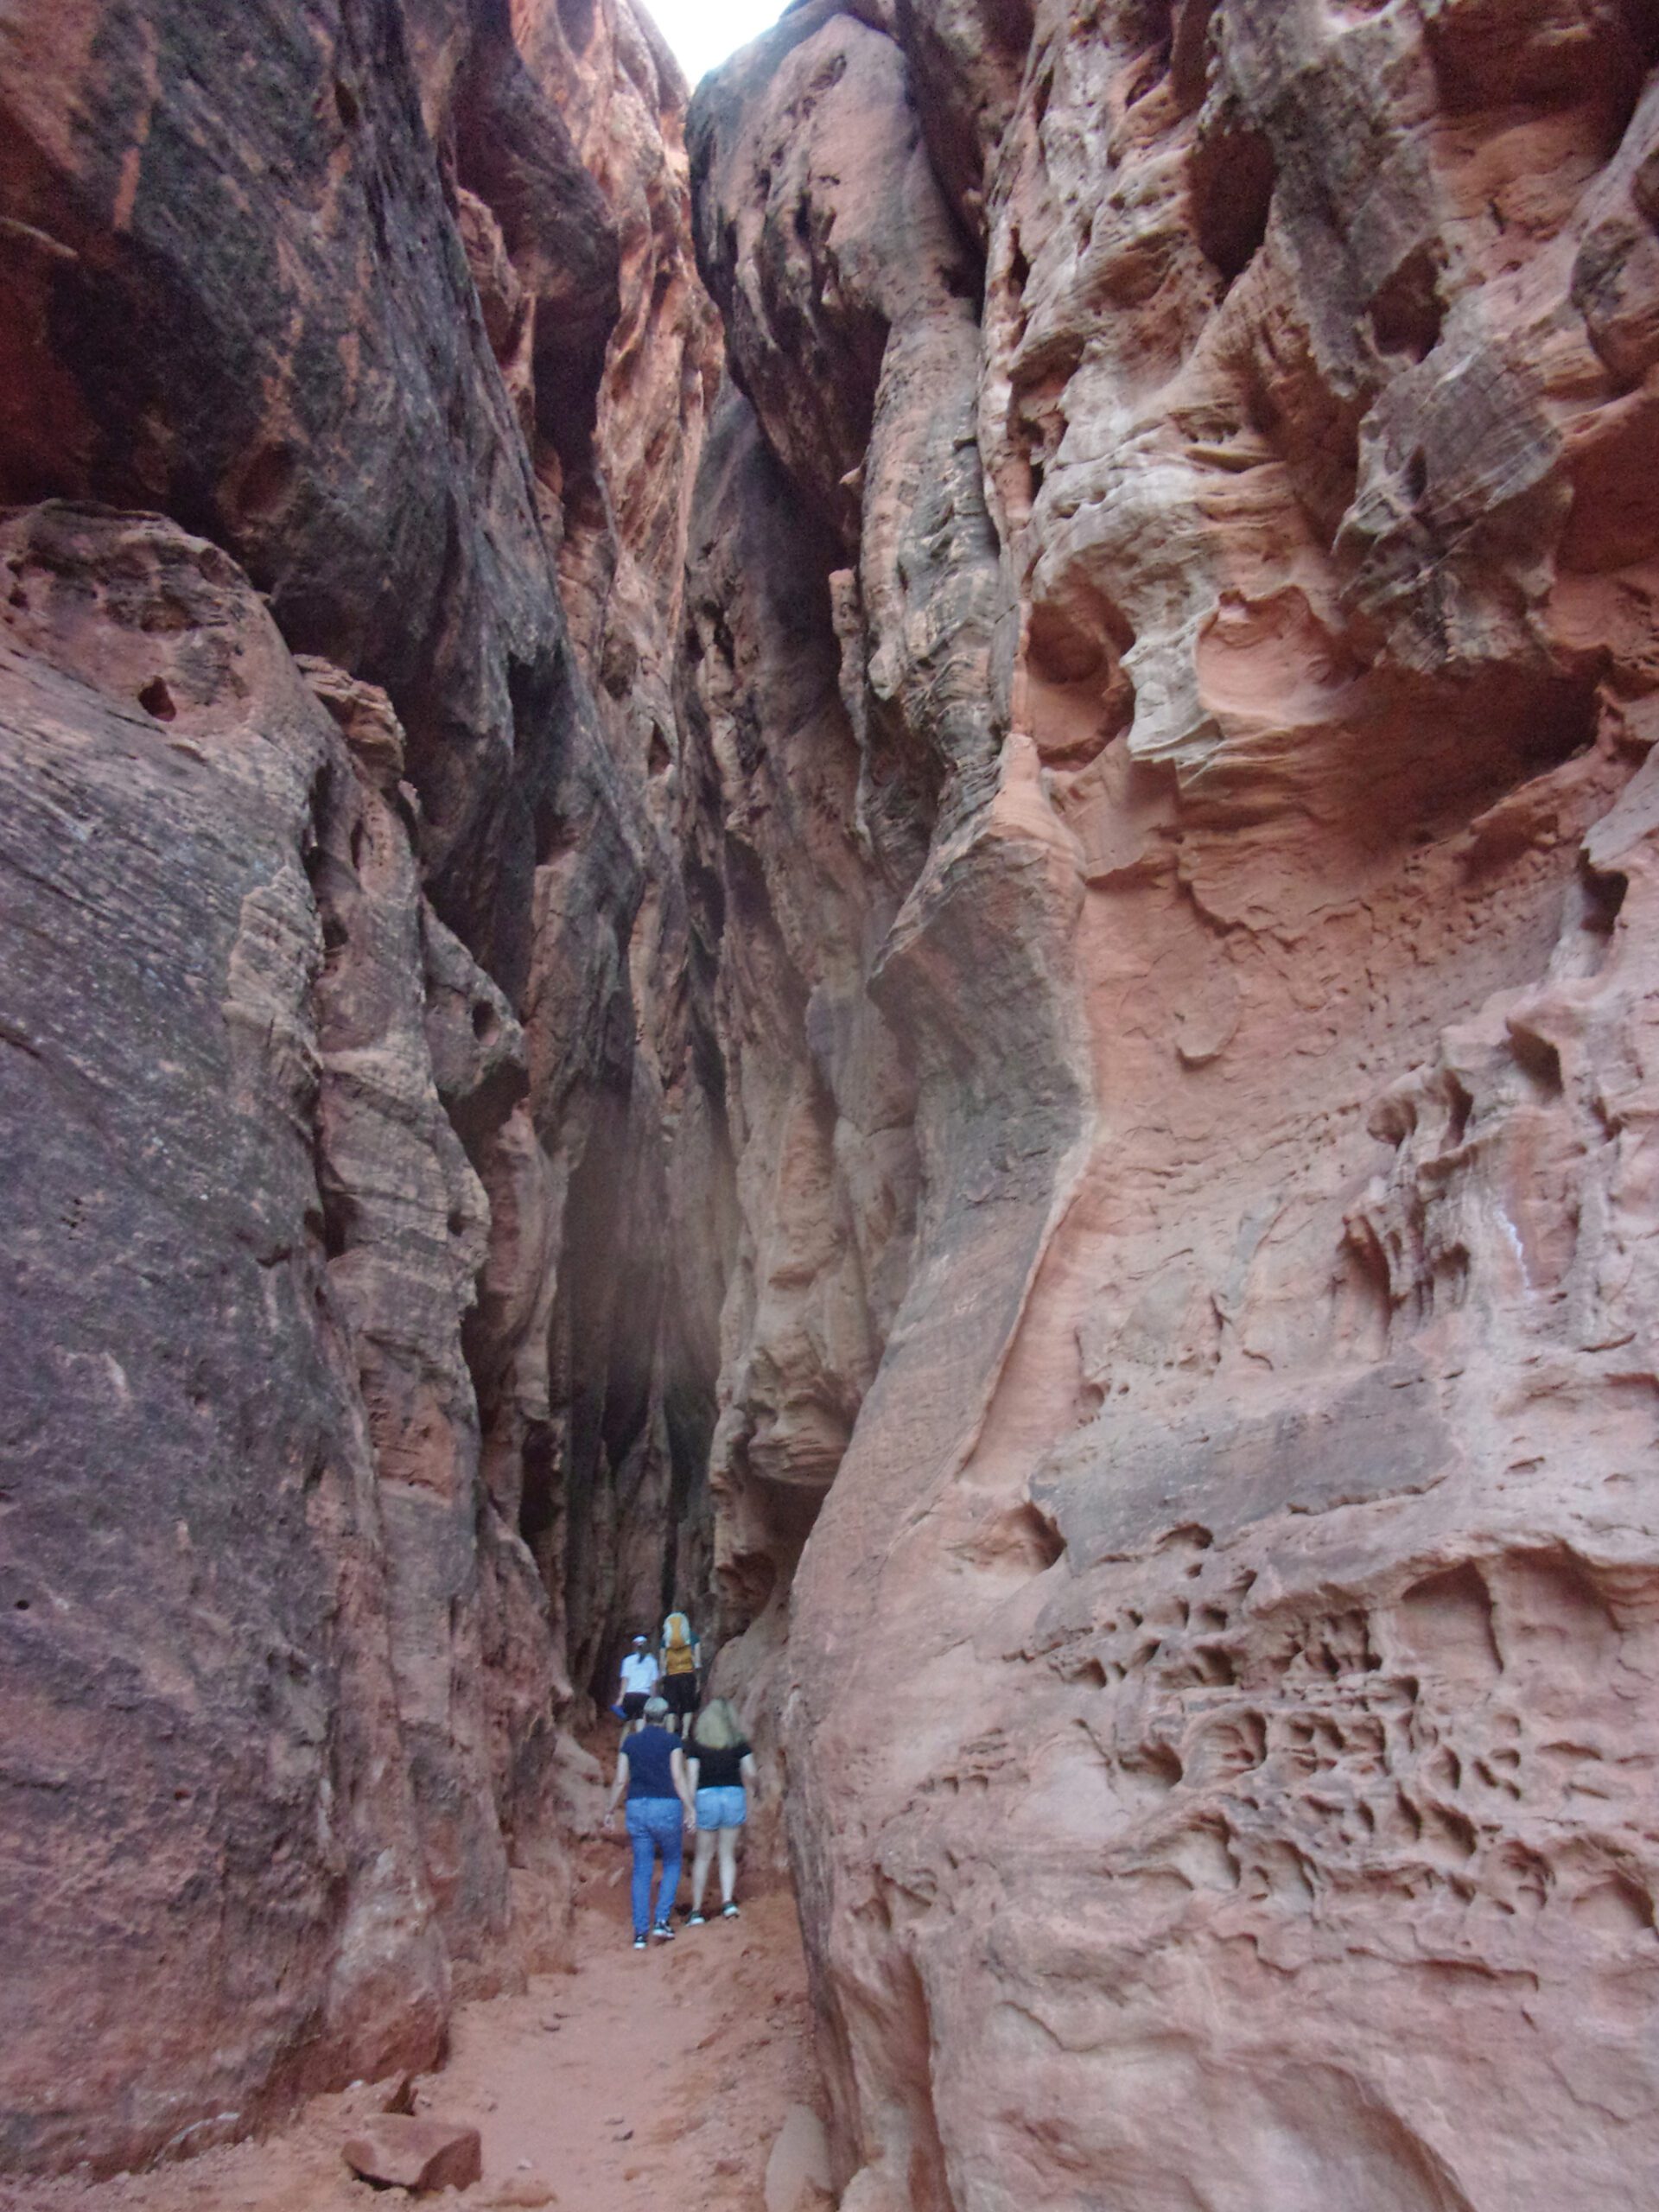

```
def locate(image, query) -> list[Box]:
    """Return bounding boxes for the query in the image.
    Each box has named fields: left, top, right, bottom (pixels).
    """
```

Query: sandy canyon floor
left=3, top=1850, right=822, bottom=2212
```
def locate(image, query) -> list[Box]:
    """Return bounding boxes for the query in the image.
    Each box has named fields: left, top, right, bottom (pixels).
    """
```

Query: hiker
left=658, top=1610, right=701, bottom=1736
left=615, top=1631, right=658, bottom=1729
left=684, top=1697, right=757, bottom=1923
left=602, top=1694, right=697, bottom=1948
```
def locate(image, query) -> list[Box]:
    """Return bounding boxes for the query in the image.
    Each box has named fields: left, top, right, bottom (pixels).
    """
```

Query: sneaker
left=721, top=1902, right=740, bottom=1919
left=688, top=1912, right=706, bottom=1926
left=652, top=1920, right=675, bottom=1942
left=632, top=1934, right=647, bottom=1950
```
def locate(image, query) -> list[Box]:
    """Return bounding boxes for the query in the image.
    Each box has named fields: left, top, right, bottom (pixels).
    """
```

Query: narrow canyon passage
left=8, top=0, right=1659, bottom=2208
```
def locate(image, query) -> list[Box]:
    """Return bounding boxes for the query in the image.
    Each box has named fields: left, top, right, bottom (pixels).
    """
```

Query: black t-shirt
left=690, top=1738, right=750, bottom=1790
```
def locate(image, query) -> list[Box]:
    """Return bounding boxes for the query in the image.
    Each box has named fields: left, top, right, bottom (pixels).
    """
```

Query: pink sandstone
left=686, top=3, right=1659, bottom=2208
left=5, top=0, right=1659, bottom=2206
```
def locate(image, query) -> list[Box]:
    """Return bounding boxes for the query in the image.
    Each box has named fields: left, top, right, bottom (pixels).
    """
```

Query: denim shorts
left=696, top=1784, right=747, bottom=1831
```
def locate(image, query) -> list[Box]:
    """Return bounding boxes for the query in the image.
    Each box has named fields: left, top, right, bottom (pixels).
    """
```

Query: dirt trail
left=10, top=1848, right=823, bottom=2212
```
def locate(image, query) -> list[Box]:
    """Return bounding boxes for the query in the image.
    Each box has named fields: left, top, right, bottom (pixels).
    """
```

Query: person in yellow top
left=658, top=1611, right=702, bottom=1737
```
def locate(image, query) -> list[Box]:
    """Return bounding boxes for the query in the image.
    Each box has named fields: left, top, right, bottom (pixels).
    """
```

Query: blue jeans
left=626, top=1796, right=683, bottom=1935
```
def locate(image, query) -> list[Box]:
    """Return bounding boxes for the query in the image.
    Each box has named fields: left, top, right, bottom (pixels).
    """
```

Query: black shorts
left=620, top=1692, right=648, bottom=1720
left=662, top=1672, right=697, bottom=1718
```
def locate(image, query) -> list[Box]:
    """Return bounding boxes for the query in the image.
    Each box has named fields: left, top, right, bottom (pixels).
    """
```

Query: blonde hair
left=692, top=1697, right=741, bottom=1751
left=663, top=1611, right=692, bottom=1649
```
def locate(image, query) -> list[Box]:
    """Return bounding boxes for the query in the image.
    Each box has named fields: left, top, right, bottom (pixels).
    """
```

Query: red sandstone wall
left=10, top=0, right=1659, bottom=2197
left=0, top=0, right=713, bottom=2174
left=685, top=3, right=1659, bottom=2204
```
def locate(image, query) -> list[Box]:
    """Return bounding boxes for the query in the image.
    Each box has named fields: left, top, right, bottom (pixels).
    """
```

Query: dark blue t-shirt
left=624, top=1726, right=680, bottom=1800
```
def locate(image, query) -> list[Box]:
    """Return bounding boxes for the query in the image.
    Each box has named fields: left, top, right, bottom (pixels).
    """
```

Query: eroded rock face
left=505, top=0, right=727, bottom=1704
left=10, top=0, right=1659, bottom=2195
left=674, top=381, right=918, bottom=1761
left=0, top=505, right=449, bottom=2171
left=686, top=3, right=1659, bottom=2205
left=0, top=0, right=713, bottom=2177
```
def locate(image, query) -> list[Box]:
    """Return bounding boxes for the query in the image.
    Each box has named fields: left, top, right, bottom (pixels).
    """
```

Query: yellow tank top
left=663, top=1615, right=696, bottom=1675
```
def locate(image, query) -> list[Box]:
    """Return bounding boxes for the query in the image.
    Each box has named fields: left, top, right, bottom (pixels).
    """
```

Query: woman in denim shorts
left=683, top=1697, right=757, bottom=1923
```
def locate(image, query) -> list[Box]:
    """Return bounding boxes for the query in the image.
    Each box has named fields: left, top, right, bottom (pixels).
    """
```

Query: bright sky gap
left=642, top=0, right=785, bottom=87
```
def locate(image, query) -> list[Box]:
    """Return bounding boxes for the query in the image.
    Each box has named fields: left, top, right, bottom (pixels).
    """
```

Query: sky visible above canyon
left=645, top=0, right=782, bottom=85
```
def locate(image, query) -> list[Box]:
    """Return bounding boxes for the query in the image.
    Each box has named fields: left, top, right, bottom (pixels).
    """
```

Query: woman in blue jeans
left=601, top=1694, right=696, bottom=1948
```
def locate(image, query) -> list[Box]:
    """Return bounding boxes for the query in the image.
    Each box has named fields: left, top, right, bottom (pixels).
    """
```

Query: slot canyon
left=5, top=0, right=1659, bottom=2205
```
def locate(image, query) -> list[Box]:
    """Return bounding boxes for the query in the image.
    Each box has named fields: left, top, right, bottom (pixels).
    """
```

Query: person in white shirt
left=617, top=1633, right=659, bottom=1729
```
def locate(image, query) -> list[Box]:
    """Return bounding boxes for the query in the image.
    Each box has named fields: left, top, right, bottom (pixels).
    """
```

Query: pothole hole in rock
left=1507, top=1021, right=1563, bottom=1096
left=321, top=1186, right=359, bottom=1262
left=1191, top=118, right=1275, bottom=287
left=1369, top=245, right=1446, bottom=363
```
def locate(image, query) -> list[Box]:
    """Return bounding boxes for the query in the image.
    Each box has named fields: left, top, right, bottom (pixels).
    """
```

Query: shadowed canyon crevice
left=6, top=0, right=1659, bottom=2206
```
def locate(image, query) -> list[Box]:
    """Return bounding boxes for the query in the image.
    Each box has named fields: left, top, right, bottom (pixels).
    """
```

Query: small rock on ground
left=340, top=2115, right=483, bottom=2193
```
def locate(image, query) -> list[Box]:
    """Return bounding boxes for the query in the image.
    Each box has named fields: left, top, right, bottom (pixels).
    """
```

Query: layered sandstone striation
left=0, top=0, right=713, bottom=2177
left=10, top=0, right=1659, bottom=2200
left=687, top=3, right=1659, bottom=2207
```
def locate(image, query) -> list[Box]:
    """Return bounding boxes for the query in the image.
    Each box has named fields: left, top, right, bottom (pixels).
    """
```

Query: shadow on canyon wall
left=8, top=2, right=1659, bottom=2208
